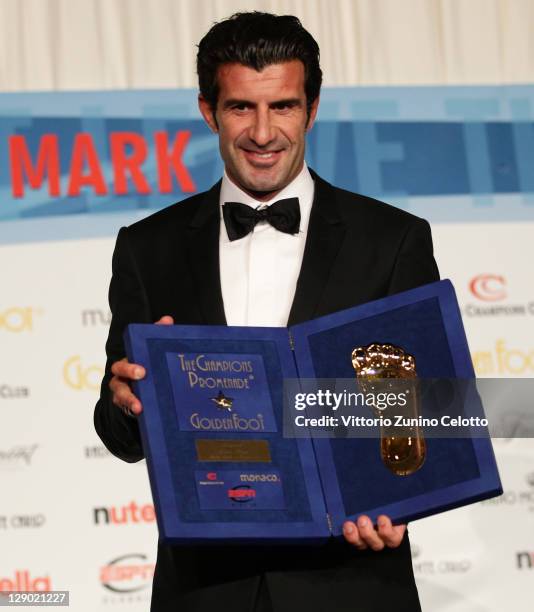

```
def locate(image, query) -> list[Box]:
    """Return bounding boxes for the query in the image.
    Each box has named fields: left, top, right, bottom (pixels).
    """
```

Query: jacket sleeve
left=386, top=218, right=440, bottom=295
left=94, top=227, right=151, bottom=463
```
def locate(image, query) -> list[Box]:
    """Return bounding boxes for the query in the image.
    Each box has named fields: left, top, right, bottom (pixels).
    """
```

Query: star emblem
left=211, top=390, right=234, bottom=411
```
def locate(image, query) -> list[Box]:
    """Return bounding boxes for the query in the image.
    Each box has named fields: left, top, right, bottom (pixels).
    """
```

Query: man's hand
left=109, top=315, right=174, bottom=417
left=343, top=515, right=405, bottom=551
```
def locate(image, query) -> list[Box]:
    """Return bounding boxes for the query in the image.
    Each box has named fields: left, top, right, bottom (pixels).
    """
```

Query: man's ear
left=305, top=95, right=320, bottom=131
left=198, top=95, right=218, bottom=133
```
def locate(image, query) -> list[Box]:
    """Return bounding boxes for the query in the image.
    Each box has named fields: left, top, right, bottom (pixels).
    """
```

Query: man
left=95, top=11, right=439, bottom=612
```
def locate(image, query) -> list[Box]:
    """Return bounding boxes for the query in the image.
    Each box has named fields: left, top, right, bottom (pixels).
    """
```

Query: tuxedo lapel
left=184, top=171, right=346, bottom=327
left=185, top=181, right=227, bottom=325
left=287, top=172, right=346, bottom=326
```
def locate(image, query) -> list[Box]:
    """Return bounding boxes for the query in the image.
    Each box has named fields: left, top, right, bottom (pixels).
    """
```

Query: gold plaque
left=351, top=343, right=426, bottom=476
left=195, top=439, right=272, bottom=463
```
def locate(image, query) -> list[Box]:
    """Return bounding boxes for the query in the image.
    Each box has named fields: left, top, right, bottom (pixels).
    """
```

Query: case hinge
left=288, top=331, right=295, bottom=351
left=326, top=512, right=333, bottom=534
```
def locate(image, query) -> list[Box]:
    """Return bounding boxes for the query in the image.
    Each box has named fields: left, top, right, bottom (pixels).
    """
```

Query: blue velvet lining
left=306, top=299, right=479, bottom=515
left=147, top=337, right=313, bottom=524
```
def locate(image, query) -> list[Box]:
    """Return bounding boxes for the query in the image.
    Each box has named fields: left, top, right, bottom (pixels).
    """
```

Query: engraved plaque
left=195, top=439, right=272, bottom=463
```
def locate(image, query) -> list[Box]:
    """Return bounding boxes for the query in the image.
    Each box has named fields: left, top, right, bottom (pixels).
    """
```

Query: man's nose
left=248, top=108, right=275, bottom=147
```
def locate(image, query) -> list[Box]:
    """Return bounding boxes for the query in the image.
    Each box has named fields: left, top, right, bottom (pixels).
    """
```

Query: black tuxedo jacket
left=95, top=170, right=439, bottom=612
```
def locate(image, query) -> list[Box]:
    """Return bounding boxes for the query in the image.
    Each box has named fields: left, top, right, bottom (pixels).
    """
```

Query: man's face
left=199, top=60, right=319, bottom=199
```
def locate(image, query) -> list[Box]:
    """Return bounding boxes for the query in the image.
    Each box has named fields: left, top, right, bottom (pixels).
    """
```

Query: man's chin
left=233, top=171, right=287, bottom=198
left=226, top=157, right=301, bottom=197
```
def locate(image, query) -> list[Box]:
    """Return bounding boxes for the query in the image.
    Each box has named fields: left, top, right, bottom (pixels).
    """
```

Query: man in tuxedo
left=95, top=11, right=439, bottom=612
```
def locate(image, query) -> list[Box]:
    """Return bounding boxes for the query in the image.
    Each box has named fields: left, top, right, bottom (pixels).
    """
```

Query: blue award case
left=124, top=280, right=502, bottom=544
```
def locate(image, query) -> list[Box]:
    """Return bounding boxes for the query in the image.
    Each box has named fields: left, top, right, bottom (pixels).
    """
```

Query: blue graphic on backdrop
left=1, top=85, right=534, bottom=243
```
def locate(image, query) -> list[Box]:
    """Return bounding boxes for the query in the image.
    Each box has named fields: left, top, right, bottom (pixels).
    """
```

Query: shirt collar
left=219, top=163, right=314, bottom=211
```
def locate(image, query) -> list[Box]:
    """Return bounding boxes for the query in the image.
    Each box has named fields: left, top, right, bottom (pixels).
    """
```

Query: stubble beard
left=226, top=152, right=303, bottom=201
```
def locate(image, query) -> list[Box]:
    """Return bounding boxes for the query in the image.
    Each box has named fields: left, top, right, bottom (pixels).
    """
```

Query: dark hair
left=197, top=12, right=322, bottom=119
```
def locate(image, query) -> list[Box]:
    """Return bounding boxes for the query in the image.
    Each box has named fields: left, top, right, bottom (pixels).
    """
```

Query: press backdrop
left=1, top=2, right=533, bottom=611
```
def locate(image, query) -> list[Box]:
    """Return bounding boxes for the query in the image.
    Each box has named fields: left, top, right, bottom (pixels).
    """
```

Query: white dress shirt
left=219, top=164, right=315, bottom=327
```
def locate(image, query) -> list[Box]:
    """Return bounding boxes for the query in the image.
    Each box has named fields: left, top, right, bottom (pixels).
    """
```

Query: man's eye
left=232, top=104, right=250, bottom=111
left=273, top=103, right=295, bottom=112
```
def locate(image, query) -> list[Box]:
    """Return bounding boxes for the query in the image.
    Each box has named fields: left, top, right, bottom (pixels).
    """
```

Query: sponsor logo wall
left=100, top=553, right=155, bottom=604
left=1, top=86, right=533, bottom=611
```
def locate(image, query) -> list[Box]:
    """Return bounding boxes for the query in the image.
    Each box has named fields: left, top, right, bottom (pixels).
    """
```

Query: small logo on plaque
left=228, top=486, right=256, bottom=503
left=211, top=390, right=234, bottom=412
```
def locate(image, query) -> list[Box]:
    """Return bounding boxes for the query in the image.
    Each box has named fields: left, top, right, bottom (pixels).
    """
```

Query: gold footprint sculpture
left=351, top=343, right=426, bottom=476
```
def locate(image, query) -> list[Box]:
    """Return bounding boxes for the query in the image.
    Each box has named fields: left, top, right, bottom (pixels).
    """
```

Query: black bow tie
left=222, top=197, right=300, bottom=242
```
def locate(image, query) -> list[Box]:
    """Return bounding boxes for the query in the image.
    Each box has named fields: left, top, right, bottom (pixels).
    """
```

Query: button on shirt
left=219, top=164, right=315, bottom=327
